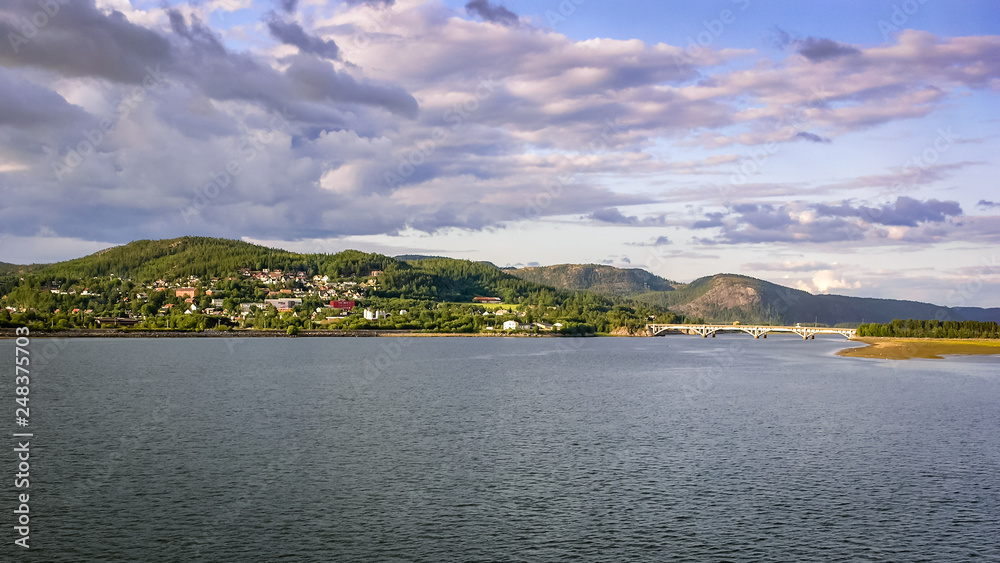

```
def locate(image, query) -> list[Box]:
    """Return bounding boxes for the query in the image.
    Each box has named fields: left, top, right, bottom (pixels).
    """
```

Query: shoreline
left=0, top=328, right=581, bottom=339
left=837, top=337, right=1000, bottom=360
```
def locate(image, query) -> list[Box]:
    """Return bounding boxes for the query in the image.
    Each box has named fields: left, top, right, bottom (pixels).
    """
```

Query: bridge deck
left=646, top=324, right=856, bottom=339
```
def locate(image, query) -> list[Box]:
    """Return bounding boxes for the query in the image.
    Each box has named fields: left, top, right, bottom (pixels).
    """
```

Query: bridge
left=646, top=324, right=856, bottom=340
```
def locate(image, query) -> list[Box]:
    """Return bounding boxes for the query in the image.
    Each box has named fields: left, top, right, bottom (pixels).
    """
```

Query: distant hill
left=512, top=264, right=676, bottom=297
left=0, top=261, right=45, bottom=275
left=951, top=307, right=1000, bottom=322
left=511, top=266, right=999, bottom=325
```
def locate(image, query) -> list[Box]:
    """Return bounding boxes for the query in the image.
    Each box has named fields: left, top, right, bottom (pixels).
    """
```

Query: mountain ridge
left=509, top=265, right=998, bottom=325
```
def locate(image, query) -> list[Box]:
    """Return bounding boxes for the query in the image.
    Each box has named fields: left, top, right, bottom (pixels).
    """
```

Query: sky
left=0, top=0, right=998, bottom=307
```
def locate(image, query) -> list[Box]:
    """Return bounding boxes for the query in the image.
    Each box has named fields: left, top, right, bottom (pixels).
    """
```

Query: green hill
left=512, top=264, right=676, bottom=297
left=2, top=237, right=678, bottom=334
left=8, top=238, right=996, bottom=328
left=0, top=261, right=46, bottom=275
left=18, top=236, right=651, bottom=306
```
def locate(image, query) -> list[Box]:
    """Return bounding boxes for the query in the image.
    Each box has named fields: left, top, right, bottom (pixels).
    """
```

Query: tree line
left=857, top=319, right=999, bottom=339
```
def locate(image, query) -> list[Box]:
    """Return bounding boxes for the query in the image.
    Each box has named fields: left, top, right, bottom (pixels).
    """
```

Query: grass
left=838, top=337, right=1000, bottom=360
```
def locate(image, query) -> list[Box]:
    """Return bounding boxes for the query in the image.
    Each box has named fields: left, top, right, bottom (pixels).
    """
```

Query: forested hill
left=5, top=237, right=997, bottom=326
left=512, top=266, right=999, bottom=325
left=0, top=261, right=44, bottom=275
left=7, top=236, right=631, bottom=306
left=512, top=264, right=677, bottom=296
left=2, top=237, right=677, bottom=333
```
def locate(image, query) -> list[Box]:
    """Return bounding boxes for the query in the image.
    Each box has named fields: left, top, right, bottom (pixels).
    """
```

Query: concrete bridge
left=647, top=324, right=856, bottom=340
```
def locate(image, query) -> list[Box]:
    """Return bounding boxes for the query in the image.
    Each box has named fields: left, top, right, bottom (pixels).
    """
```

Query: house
left=502, top=320, right=519, bottom=330
left=370, top=270, right=383, bottom=277
left=535, top=322, right=555, bottom=331
left=175, top=287, right=196, bottom=298
left=241, top=303, right=266, bottom=313
left=211, top=299, right=224, bottom=308
left=364, top=309, right=389, bottom=320
left=473, top=297, right=502, bottom=304
left=330, top=300, right=355, bottom=311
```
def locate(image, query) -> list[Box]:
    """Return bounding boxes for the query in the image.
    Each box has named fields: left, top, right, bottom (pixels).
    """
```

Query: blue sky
left=0, top=0, right=998, bottom=305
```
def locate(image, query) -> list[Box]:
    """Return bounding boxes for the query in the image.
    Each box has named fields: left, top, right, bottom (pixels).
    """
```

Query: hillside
left=0, top=261, right=45, bottom=275
left=2, top=237, right=678, bottom=334
left=511, top=267, right=998, bottom=325
left=7, top=238, right=996, bottom=327
left=643, top=274, right=973, bottom=325
left=512, top=264, right=676, bottom=297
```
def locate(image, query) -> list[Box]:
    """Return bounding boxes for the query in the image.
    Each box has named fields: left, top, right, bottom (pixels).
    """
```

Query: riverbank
left=838, top=337, right=1000, bottom=360
left=0, top=328, right=575, bottom=339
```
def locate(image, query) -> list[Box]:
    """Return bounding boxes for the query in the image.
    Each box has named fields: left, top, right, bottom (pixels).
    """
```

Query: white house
left=502, top=320, right=519, bottom=330
left=364, top=309, right=390, bottom=320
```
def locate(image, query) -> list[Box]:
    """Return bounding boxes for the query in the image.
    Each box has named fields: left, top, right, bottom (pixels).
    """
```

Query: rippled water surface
left=8, top=336, right=1000, bottom=561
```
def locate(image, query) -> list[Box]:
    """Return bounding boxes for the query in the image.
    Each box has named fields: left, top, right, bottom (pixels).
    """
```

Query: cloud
left=794, top=131, right=831, bottom=143
left=693, top=197, right=964, bottom=245
left=587, top=208, right=665, bottom=225
left=692, top=212, right=726, bottom=229
left=796, top=37, right=861, bottom=62
left=978, top=200, right=999, bottom=209
left=810, top=270, right=862, bottom=293
left=0, top=68, right=89, bottom=130
left=267, top=16, right=341, bottom=60
left=589, top=207, right=635, bottom=224
left=0, top=0, right=172, bottom=84
left=279, top=0, right=298, bottom=13
left=628, top=235, right=672, bottom=247
left=814, top=196, right=962, bottom=227
left=0, top=0, right=997, bottom=252
left=464, top=1, right=519, bottom=27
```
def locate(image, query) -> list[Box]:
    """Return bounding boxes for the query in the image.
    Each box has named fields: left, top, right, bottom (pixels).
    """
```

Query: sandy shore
left=838, top=337, right=1000, bottom=360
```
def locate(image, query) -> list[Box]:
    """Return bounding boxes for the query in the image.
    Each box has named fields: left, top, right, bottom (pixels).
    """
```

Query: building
left=241, top=302, right=266, bottom=313
left=473, top=297, right=502, bottom=304
left=330, top=300, right=355, bottom=311
left=502, top=320, right=519, bottom=330
left=175, top=287, right=197, bottom=298
left=265, top=298, right=302, bottom=311
left=364, top=309, right=389, bottom=320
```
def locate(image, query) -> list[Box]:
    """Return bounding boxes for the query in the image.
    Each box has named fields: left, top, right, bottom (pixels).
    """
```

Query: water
left=5, top=336, right=999, bottom=561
